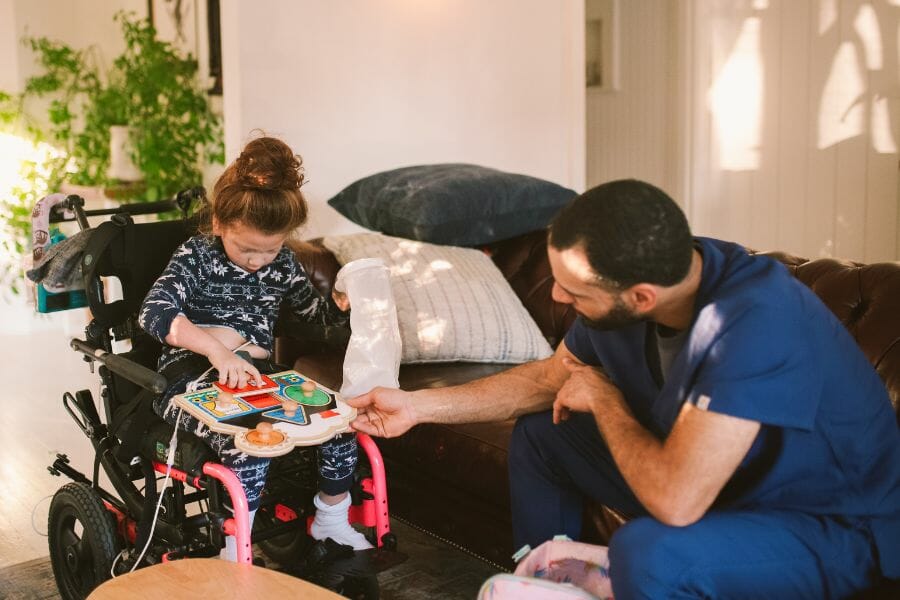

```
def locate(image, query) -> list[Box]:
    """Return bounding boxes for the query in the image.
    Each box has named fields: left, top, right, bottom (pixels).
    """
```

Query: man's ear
left=211, top=216, right=221, bottom=235
left=626, top=284, right=658, bottom=314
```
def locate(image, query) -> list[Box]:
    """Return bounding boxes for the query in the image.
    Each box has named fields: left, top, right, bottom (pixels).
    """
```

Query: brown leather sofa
left=278, top=230, right=900, bottom=592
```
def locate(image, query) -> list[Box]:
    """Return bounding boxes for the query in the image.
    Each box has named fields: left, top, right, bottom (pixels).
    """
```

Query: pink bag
left=478, top=539, right=613, bottom=599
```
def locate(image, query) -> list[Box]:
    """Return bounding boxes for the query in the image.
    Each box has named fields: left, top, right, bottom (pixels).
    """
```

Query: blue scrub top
left=564, top=237, right=900, bottom=577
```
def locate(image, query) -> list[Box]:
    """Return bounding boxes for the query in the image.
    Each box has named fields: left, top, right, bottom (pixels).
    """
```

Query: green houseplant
left=0, top=11, right=223, bottom=290
left=105, top=13, right=224, bottom=200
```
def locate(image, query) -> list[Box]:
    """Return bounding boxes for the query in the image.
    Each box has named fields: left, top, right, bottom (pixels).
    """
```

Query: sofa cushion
left=327, top=163, right=576, bottom=247
left=322, top=232, right=554, bottom=364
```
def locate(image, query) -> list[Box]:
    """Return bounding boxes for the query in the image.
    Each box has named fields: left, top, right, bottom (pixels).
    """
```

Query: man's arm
left=556, top=359, right=760, bottom=526
left=346, top=343, right=577, bottom=437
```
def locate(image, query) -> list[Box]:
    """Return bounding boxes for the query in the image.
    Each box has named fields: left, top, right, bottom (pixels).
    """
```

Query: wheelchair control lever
left=70, top=338, right=168, bottom=393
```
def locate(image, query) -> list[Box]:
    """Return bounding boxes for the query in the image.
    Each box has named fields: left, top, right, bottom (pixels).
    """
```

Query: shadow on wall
left=710, top=0, right=898, bottom=169
left=696, top=0, right=899, bottom=262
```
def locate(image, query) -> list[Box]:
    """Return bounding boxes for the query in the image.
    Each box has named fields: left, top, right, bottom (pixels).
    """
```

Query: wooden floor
left=0, top=301, right=98, bottom=569
left=0, top=519, right=497, bottom=600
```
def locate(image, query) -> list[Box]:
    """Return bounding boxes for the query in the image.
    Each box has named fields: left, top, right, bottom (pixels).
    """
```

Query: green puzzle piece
left=283, top=385, right=332, bottom=406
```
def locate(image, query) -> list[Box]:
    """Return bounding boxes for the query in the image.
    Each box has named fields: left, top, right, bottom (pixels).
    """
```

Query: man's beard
left=581, top=294, right=646, bottom=330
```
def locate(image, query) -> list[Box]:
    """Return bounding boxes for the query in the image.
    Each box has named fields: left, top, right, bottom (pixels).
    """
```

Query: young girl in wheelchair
left=138, top=135, right=372, bottom=560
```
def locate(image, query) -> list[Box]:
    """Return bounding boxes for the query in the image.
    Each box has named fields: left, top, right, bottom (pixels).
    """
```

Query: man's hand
left=209, top=347, right=262, bottom=389
left=345, top=387, right=417, bottom=438
left=553, top=357, right=623, bottom=424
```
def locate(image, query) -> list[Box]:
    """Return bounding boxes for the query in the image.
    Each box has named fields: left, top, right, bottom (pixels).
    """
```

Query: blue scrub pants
left=508, top=411, right=880, bottom=599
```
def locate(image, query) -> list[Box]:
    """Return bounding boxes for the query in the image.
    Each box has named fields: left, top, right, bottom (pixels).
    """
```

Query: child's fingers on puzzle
left=245, top=364, right=263, bottom=387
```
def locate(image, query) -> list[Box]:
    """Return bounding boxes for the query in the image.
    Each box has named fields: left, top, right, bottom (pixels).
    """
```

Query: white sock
left=310, top=493, right=373, bottom=550
left=220, top=507, right=257, bottom=561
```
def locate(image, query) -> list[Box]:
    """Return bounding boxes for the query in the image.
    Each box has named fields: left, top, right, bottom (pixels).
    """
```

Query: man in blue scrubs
left=348, top=180, right=900, bottom=597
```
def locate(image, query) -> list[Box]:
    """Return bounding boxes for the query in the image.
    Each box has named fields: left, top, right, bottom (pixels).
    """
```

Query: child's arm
left=165, top=316, right=262, bottom=389
left=139, top=239, right=262, bottom=389
left=284, top=266, right=350, bottom=327
left=140, top=241, right=198, bottom=344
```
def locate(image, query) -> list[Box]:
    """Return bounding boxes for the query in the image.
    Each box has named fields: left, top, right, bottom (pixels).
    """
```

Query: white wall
left=6, top=0, right=146, bottom=93
left=2, top=0, right=225, bottom=190
left=586, top=0, right=899, bottom=262
left=220, top=0, right=586, bottom=239
left=1, top=0, right=147, bottom=159
left=681, top=0, right=899, bottom=262
left=585, top=0, right=682, bottom=198
left=0, top=0, right=18, bottom=91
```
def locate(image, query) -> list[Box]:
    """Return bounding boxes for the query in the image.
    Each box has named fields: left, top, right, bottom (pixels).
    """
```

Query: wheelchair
left=40, top=192, right=397, bottom=600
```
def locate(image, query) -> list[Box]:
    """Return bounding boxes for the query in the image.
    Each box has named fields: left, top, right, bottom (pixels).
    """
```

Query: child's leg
left=310, top=433, right=373, bottom=550
left=155, top=366, right=271, bottom=561
left=201, top=432, right=271, bottom=561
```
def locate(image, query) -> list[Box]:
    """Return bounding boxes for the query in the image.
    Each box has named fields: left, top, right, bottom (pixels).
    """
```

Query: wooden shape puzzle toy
left=171, top=370, right=355, bottom=457
left=213, top=373, right=280, bottom=397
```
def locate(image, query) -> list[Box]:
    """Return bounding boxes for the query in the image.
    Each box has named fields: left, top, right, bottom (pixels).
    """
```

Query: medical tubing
left=125, top=340, right=254, bottom=573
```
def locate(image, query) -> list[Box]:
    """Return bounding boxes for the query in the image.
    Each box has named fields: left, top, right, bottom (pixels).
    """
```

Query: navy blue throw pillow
left=327, top=163, right=577, bottom=246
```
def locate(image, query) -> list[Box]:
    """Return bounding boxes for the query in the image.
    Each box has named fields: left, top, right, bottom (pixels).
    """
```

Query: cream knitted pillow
left=322, top=232, right=553, bottom=364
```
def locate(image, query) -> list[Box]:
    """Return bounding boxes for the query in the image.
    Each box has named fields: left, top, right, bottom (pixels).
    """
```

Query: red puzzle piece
left=243, top=393, right=281, bottom=409
left=214, top=374, right=279, bottom=397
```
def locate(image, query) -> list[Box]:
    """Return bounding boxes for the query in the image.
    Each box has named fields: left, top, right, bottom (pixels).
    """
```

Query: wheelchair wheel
left=48, top=482, right=120, bottom=600
left=255, top=507, right=312, bottom=565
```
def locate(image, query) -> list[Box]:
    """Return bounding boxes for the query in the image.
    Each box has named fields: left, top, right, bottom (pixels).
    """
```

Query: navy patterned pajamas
left=140, top=235, right=354, bottom=510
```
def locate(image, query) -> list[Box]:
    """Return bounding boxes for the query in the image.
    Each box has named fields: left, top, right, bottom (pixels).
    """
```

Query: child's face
left=213, top=220, right=288, bottom=273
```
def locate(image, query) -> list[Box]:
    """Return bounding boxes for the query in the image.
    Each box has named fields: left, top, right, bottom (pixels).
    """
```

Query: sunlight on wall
left=818, top=3, right=893, bottom=152
left=855, top=4, right=883, bottom=70
left=819, top=0, right=839, bottom=34
left=853, top=3, right=898, bottom=154
left=0, top=131, right=71, bottom=206
left=709, top=17, right=763, bottom=171
left=872, top=95, right=898, bottom=153
left=819, top=42, right=865, bottom=149
left=0, top=132, right=54, bottom=199
left=0, top=132, right=62, bottom=261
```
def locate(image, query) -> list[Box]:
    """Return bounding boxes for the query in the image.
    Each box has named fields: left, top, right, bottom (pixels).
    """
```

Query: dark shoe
left=299, top=539, right=378, bottom=600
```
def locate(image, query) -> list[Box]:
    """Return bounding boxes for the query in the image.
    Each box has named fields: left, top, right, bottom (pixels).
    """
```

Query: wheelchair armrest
left=70, top=338, right=167, bottom=394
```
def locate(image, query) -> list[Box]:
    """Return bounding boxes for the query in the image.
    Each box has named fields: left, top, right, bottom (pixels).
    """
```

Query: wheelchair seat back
left=83, top=216, right=198, bottom=331
left=80, top=216, right=197, bottom=433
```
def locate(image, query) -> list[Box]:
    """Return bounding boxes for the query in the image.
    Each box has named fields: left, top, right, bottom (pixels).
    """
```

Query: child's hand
left=210, top=347, right=262, bottom=389
left=332, top=289, right=350, bottom=312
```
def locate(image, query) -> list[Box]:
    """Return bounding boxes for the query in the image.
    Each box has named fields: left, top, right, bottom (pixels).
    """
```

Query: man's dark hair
left=548, top=179, right=693, bottom=288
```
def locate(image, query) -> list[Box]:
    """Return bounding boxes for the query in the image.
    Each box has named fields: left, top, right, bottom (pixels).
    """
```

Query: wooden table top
left=88, top=558, right=345, bottom=599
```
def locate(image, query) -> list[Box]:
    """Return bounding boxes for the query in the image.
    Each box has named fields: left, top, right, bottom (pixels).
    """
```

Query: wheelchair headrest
left=82, top=216, right=198, bottom=328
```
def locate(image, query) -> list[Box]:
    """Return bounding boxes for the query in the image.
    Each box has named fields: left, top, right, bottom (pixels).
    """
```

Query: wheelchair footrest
left=284, top=538, right=407, bottom=600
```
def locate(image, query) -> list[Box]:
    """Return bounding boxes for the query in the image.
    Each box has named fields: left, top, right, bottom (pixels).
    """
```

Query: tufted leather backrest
left=486, top=230, right=577, bottom=349
left=289, top=239, right=341, bottom=295
left=290, top=234, right=899, bottom=419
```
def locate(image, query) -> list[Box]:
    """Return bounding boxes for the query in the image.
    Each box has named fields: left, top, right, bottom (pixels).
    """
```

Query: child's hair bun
left=204, top=134, right=309, bottom=235
left=234, top=137, right=305, bottom=192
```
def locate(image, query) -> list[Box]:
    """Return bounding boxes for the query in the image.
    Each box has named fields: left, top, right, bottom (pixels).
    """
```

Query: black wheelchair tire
left=48, top=482, right=120, bottom=600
